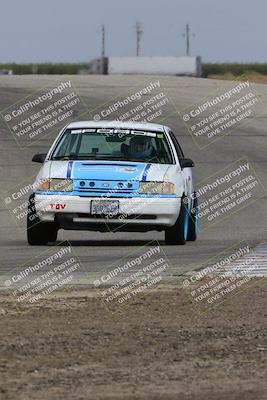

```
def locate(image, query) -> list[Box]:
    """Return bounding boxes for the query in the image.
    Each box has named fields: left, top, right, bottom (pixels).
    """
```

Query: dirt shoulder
left=0, top=281, right=266, bottom=400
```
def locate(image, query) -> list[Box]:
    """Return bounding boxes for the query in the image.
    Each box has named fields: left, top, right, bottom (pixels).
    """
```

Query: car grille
left=74, top=180, right=138, bottom=196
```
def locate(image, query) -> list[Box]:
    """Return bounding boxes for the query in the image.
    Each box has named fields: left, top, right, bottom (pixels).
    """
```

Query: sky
left=0, top=0, right=266, bottom=63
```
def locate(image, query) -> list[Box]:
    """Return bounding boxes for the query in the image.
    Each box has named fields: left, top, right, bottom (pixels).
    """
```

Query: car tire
left=165, top=197, right=189, bottom=245
left=27, top=194, right=58, bottom=245
left=187, top=193, right=198, bottom=242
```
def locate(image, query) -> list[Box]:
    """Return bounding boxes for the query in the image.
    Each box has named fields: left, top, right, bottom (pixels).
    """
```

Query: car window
left=169, top=131, right=184, bottom=158
left=79, top=134, right=109, bottom=155
left=51, top=129, right=174, bottom=164
left=53, top=133, right=79, bottom=158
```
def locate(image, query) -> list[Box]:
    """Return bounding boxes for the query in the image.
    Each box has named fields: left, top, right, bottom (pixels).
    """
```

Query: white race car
left=28, top=121, right=198, bottom=245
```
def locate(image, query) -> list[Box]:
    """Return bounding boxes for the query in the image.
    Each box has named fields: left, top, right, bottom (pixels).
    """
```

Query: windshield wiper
left=52, top=151, right=80, bottom=160
left=75, top=155, right=130, bottom=161
left=101, top=156, right=129, bottom=161
left=51, top=154, right=78, bottom=161
left=52, top=154, right=131, bottom=161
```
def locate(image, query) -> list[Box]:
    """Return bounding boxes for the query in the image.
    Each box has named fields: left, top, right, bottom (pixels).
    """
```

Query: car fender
left=163, top=165, right=185, bottom=197
left=181, top=167, right=195, bottom=209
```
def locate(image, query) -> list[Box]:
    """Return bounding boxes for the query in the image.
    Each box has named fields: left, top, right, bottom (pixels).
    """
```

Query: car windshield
left=51, top=128, right=174, bottom=164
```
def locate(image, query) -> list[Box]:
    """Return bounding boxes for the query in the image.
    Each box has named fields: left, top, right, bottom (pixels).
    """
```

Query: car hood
left=46, top=160, right=171, bottom=182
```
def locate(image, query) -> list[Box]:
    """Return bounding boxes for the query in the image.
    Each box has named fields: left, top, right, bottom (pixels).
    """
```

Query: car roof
left=66, top=120, right=169, bottom=132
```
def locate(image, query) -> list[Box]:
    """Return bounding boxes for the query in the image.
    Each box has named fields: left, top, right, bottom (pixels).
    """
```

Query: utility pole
left=136, top=22, right=143, bottom=56
left=183, top=23, right=195, bottom=56
left=101, top=24, right=105, bottom=58
left=101, top=24, right=106, bottom=74
left=185, top=24, right=190, bottom=56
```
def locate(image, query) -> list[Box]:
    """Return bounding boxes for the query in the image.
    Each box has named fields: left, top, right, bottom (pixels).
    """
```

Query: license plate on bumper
left=91, top=200, right=119, bottom=216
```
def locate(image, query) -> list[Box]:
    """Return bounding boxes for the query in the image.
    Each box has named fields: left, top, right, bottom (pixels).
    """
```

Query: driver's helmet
left=129, top=135, right=153, bottom=159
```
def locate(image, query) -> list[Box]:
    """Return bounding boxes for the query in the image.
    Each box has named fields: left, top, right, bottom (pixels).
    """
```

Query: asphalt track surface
left=0, top=75, right=266, bottom=290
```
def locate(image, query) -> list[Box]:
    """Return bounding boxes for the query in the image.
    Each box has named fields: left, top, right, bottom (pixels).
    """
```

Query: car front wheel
left=187, top=193, right=198, bottom=241
left=165, top=197, right=189, bottom=245
left=27, top=194, right=58, bottom=245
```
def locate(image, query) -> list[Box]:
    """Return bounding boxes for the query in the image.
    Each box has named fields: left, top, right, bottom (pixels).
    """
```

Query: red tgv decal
left=50, top=204, right=66, bottom=210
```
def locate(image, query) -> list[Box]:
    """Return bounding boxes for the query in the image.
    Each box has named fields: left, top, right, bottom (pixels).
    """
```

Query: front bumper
left=34, top=194, right=181, bottom=232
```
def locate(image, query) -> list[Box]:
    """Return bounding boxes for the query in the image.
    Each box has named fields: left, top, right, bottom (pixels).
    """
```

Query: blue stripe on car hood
left=142, top=164, right=152, bottom=181
left=72, top=161, right=148, bottom=181
left=66, top=161, right=73, bottom=179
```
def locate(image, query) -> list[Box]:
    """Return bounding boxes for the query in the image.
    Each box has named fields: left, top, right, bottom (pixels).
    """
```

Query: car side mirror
left=180, top=158, right=194, bottom=168
left=32, top=154, right=47, bottom=163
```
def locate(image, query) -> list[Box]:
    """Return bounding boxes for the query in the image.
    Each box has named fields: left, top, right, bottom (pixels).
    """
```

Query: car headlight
left=37, top=179, right=73, bottom=192
left=139, top=181, right=175, bottom=194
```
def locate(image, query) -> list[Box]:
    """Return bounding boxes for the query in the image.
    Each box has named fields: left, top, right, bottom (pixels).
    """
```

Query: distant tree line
left=202, top=63, right=267, bottom=78
left=0, top=63, right=88, bottom=74
left=1, top=62, right=267, bottom=77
